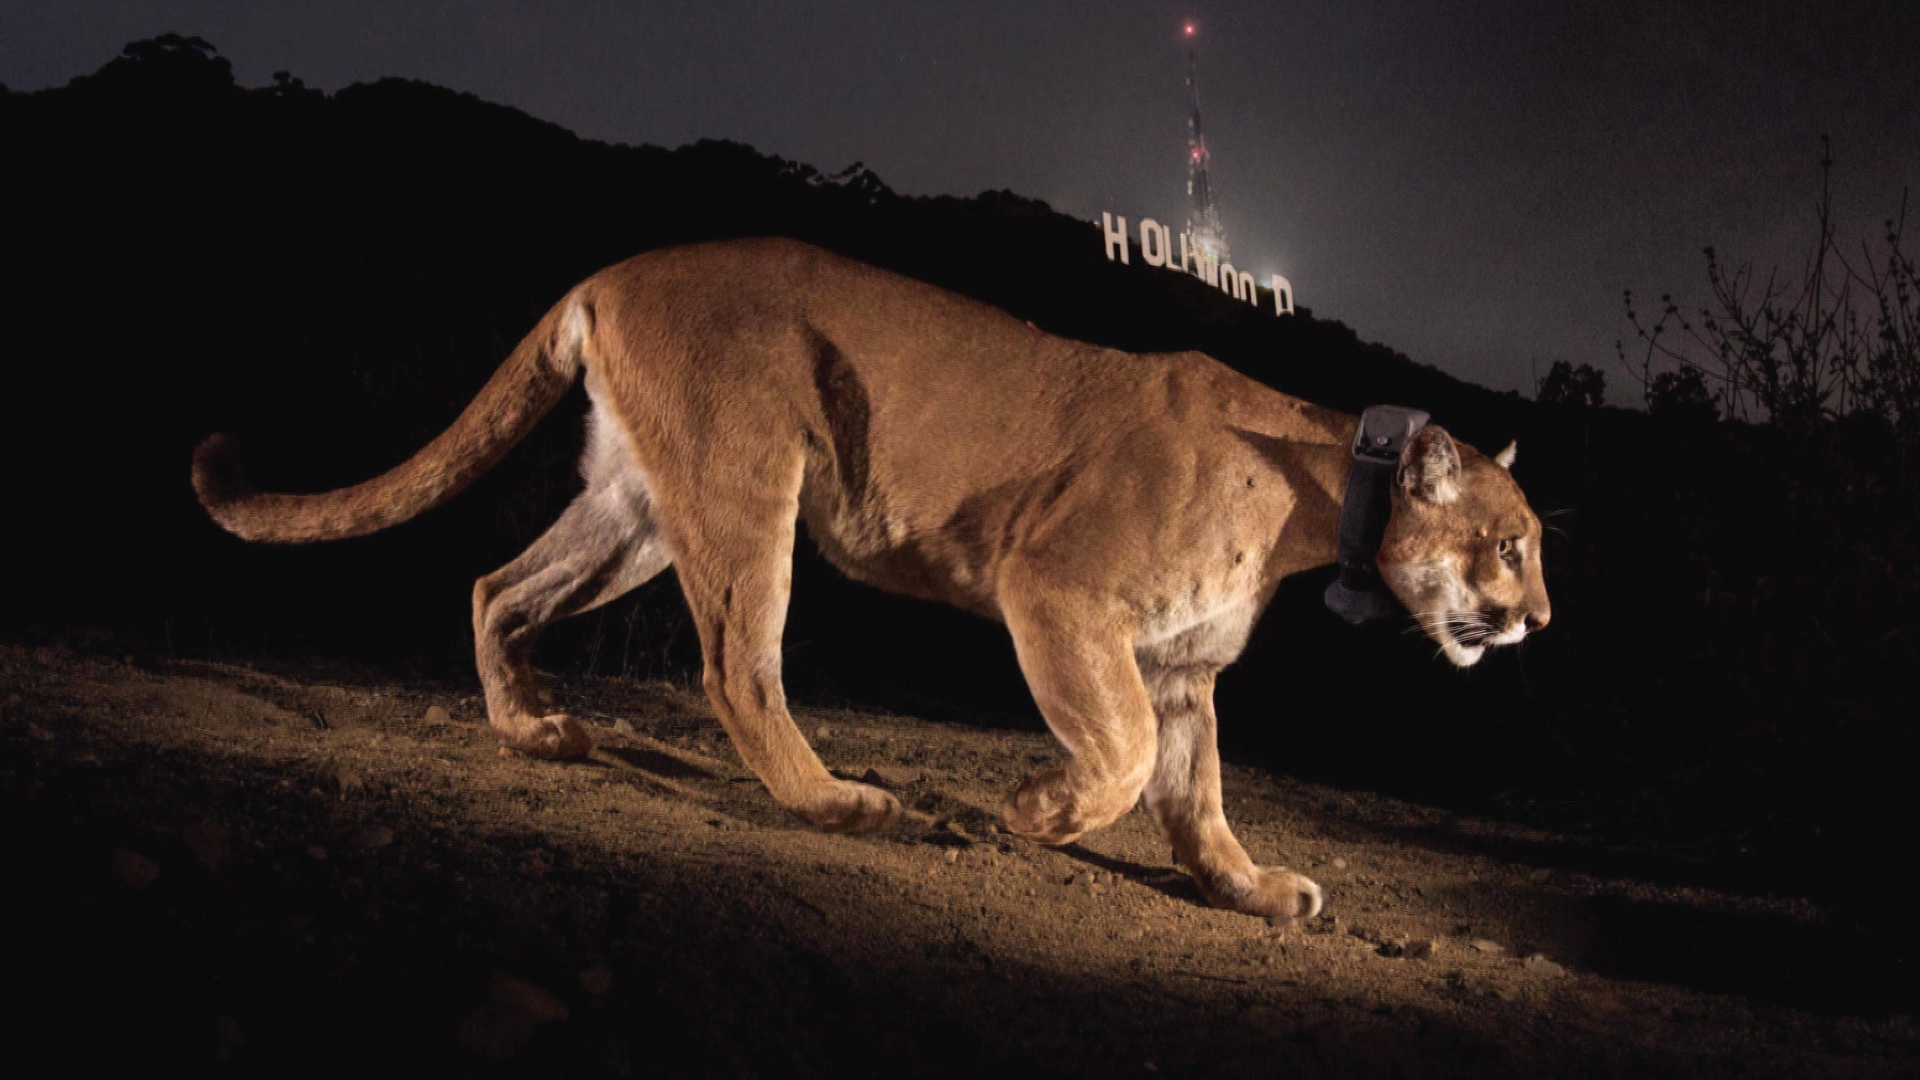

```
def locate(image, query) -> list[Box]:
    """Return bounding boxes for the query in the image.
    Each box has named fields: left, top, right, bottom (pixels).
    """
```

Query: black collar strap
left=1324, top=405, right=1429, bottom=624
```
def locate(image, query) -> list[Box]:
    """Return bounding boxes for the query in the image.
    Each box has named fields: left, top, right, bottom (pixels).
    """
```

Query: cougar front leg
left=998, top=581, right=1159, bottom=846
left=473, top=487, right=670, bottom=758
left=1142, top=664, right=1322, bottom=922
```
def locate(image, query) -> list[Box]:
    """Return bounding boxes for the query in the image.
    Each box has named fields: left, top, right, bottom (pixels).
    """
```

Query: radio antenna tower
left=1183, top=22, right=1229, bottom=264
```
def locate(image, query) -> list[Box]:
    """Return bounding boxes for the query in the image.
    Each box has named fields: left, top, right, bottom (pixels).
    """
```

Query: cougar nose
left=1525, top=610, right=1551, bottom=633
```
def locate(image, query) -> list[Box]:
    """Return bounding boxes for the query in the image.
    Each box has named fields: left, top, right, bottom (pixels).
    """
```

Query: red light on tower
left=1184, top=22, right=1195, bottom=36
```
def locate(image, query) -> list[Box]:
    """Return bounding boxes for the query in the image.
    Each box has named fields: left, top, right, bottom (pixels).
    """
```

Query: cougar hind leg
left=660, top=447, right=900, bottom=833
left=472, top=403, right=672, bottom=758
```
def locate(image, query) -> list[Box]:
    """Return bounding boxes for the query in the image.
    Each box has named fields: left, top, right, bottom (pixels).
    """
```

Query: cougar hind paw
left=496, top=712, right=594, bottom=760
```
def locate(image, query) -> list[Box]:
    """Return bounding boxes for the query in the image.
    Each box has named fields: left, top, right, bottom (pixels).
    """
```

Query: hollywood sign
left=1101, top=213, right=1295, bottom=317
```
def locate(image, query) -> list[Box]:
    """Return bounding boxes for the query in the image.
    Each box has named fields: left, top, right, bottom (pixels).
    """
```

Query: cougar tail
left=194, top=295, right=592, bottom=544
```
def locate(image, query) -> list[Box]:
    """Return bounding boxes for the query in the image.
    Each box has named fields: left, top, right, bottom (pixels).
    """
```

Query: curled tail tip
left=192, top=433, right=260, bottom=538
left=192, top=432, right=241, bottom=504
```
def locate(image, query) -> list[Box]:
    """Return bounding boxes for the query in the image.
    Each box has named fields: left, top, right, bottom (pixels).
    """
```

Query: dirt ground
left=3, top=642, right=1914, bottom=1078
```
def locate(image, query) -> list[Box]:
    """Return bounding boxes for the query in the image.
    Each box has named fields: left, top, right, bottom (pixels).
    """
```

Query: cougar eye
left=1497, top=537, right=1518, bottom=560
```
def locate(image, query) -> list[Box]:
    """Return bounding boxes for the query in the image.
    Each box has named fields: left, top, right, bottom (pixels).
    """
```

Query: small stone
left=613, top=717, right=637, bottom=735
left=1065, top=873, right=1083, bottom=886
left=317, top=759, right=362, bottom=798
left=64, top=751, right=103, bottom=769
left=458, top=973, right=570, bottom=1058
left=1523, top=953, right=1567, bottom=977
left=111, top=849, right=160, bottom=889
left=183, top=821, right=229, bottom=872
left=351, top=825, right=395, bottom=851
left=1469, top=939, right=1504, bottom=954
left=815, top=725, right=832, bottom=739
left=498, top=747, right=517, bottom=759
left=1378, top=938, right=1407, bottom=958
left=306, top=845, right=328, bottom=862
left=425, top=705, right=453, bottom=725
left=1331, top=857, right=1348, bottom=869
left=1405, top=938, right=1439, bottom=960
left=862, top=766, right=918, bottom=789
left=945, top=848, right=959, bottom=863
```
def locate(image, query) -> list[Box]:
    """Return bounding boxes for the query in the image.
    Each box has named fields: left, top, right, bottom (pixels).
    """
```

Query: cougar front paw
left=496, top=713, right=594, bottom=760
left=1199, top=866, right=1324, bottom=923
left=791, top=779, right=901, bottom=833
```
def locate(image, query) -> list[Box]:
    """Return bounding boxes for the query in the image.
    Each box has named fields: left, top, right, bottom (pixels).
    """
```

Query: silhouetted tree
left=1537, top=360, right=1607, bottom=408
left=1647, top=366, right=1718, bottom=423
left=84, top=34, right=235, bottom=93
left=1625, top=140, right=1918, bottom=442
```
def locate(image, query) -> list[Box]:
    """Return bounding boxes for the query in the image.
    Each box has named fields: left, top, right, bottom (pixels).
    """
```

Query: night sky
left=6, top=0, right=1915, bottom=399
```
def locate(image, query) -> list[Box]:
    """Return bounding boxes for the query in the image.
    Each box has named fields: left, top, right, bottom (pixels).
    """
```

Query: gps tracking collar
left=1323, top=405, right=1430, bottom=624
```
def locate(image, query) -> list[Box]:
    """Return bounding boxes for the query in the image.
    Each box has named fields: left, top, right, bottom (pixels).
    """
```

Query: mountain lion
left=194, top=238, right=1550, bottom=921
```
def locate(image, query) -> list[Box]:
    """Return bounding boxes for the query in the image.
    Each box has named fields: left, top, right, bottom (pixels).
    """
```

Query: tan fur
left=1380, top=427, right=1552, bottom=668
left=193, top=238, right=1550, bottom=920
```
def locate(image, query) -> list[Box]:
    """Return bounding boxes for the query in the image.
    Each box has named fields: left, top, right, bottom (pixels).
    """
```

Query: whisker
left=1409, top=607, right=1489, bottom=621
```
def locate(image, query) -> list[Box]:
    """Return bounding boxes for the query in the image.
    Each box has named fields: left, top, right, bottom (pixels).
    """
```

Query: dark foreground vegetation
left=3, top=37, right=1915, bottom=1065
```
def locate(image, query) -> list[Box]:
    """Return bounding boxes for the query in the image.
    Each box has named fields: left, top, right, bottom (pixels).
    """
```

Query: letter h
left=1102, top=213, right=1129, bottom=264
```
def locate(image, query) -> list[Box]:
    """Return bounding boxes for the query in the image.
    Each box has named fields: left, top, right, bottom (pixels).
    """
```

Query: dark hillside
left=3, top=37, right=1914, bottom=959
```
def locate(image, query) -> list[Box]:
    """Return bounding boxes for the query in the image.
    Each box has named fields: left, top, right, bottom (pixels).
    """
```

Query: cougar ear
left=1398, top=425, right=1461, bottom=505
left=1493, top=441, right=1518, bottom=469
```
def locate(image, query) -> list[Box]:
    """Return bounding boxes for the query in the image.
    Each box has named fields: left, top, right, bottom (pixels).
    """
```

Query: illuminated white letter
left=1220, top=262, right=1240, bottom=298
left=1271, top=274, right=1294, bottom=315
left=1239, top=270, right=1257, bottom=304
left=1102, top=213, right=1129, bottom=264
left=1179, top=231, right=1195, bottom=274
left=1139, top=219, right=1167, bottom=267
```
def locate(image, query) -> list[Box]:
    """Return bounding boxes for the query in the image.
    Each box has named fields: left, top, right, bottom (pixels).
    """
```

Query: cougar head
left=1377, top=426, right=1551, bottom=667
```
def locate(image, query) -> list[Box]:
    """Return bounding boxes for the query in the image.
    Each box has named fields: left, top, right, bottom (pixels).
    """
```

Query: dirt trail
left=4, top=644, right=1913, bottom=1077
